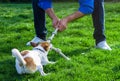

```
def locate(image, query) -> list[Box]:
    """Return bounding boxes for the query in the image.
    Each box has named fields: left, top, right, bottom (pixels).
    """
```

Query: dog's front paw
left=42, top=73, right=47, bottom=76
left=41, top=73, right=51, bottom=76
left=49, top=61, right=56, bottom=64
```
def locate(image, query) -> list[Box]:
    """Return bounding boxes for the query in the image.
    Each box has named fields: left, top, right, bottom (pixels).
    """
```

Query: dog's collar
left=33, top=46, right=46, bottom=53
left=34, top=48, right=45, bottom=53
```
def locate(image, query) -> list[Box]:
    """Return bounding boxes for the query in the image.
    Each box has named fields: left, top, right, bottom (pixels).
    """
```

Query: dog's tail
left=12, top=48, right=26, bottom=65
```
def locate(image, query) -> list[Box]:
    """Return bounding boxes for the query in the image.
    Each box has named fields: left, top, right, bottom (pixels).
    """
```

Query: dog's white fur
left=12, top=42, right=55, bottom=76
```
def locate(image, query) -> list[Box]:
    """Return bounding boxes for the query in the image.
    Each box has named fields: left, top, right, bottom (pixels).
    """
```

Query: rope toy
left=47, top=28, right=70, bottom=60
left=47, top=28, right=59, bottom=43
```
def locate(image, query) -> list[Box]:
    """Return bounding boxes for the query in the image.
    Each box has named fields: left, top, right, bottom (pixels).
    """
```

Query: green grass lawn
left=0, top=2, right=120, bottom=81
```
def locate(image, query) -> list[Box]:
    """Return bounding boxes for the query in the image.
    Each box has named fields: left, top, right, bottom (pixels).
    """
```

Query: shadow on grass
left=0, top=58, right=41, bottom=81
left=64, top=47, right=92, bottom=57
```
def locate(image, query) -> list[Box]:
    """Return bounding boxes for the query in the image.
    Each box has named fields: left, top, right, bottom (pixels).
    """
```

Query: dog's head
left=30, top=41, right=50, bottom=51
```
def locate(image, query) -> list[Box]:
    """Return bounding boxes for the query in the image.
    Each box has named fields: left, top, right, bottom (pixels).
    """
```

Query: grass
left=0, top=2, right=120, bottom=81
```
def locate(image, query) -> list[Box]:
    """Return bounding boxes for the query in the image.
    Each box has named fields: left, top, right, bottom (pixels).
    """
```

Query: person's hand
left=58, top=18, right=68, bottom=31
left=52, top=17, right=60, bottom=29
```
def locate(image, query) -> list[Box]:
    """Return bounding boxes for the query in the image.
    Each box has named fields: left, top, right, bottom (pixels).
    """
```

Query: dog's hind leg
left=12, top=48, right=26, bottom=65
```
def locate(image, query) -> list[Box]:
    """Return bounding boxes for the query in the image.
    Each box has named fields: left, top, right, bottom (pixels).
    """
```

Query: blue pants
left=92, top=0, right=106, bottom=44
left=32, top=0, right=106, bottom=43
left=32, top=0, right=47, bottom=40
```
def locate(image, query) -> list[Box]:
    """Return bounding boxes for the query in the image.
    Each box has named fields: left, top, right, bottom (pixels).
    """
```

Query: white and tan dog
left=11, top=41, right=55, bottom=76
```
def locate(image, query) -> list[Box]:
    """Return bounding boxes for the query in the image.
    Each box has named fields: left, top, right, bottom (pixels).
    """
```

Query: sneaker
left=96, top=41, right=112, bottom=50
left=26, top=36, right=45, bottom=46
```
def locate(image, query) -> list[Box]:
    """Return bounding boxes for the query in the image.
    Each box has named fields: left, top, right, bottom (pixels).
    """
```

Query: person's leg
left=26, top=0, right=47, bottom=45
left=92, top=0, right=105, bottom=45
left=92, top=0, right=111, bottom=50
left=32, top=0, right=47, bottom=40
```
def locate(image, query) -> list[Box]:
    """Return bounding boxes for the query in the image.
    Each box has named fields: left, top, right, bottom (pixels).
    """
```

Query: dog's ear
left=30, top=42, right=39, bottom=47
left=41, top=42, right=50, bottom=51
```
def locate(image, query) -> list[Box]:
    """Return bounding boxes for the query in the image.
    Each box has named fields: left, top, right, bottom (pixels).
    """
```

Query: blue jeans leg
left=32, top=0, right=47, bottom=40
left=92, top=0, right=106, bottom=45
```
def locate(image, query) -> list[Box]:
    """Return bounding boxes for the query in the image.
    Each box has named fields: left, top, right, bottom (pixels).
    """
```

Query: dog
left=11, top=41, right=55, bottom=76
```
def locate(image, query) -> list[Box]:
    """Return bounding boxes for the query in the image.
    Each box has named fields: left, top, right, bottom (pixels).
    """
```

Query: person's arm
left=45, top=8, right=58, bottom=20
left=58, top=11, right=85, bottom=31
left=58, top=0, right=94, bottom=31
left=38, top=0, right=59, bottom=28
left=45, top=8, right=59, bottom=28
left=63, top=11, right=84, bottom=23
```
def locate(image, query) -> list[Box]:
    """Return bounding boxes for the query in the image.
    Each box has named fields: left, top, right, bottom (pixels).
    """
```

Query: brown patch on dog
left=30, top=42, right=39, bottom=47
left=21, top=50, right=29, bottom=56
left=40, top=42, right=50, bottom=51
left=24, top=57, right=36, bottom=71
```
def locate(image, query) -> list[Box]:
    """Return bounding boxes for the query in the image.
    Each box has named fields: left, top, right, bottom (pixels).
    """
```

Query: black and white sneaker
left=96, top=41, right=112, bottom=50
left=26, top=36, right=45, bottom=46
